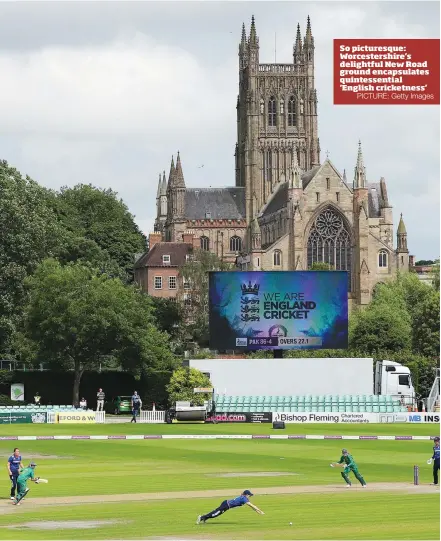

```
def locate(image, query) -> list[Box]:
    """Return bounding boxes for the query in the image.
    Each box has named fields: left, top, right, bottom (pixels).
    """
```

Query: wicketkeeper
left=427, top=436, right=440, bottom=485
left=331, top=448, right=367, bottom=487
left=196, top=490, right=264, bottom=524
left=12, top=462, right=40, bottom=505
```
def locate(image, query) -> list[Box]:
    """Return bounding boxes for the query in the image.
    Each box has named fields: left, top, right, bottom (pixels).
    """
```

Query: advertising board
left=57, top=412, right=96, bottom=423
left=205, top=412, right=272, bottom=423
left=208, top=271, right=348, bottom=350
left=272, top=412, right=440, bottom=424
left=10, top=383, right=24, bottom=401
left=0, top=411, right=47, bottom=424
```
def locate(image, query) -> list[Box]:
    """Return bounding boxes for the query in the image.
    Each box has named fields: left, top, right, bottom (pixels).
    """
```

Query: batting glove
left=427, top=459, right=433, bottom=465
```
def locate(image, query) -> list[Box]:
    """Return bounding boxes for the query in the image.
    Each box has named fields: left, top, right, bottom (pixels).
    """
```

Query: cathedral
left=152, top=16, right=411, bottom=309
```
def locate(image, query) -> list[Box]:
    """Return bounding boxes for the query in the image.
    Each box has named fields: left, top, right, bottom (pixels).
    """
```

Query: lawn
left=0, top=422, right=439, bottom=539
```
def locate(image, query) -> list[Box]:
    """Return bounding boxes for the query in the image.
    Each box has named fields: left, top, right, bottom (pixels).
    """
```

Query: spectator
left=79, top=397, right=87, bottom=410
left=96, top=388, right=105, bottom=411
left=34, top=392, right=41, bottom=406
left=130, top=391, right=142, bottom=423
left=115, top=396, right=121, bottom=415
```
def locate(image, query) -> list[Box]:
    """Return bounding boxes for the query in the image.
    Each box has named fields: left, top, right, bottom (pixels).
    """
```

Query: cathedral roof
left=261, top=182, right=288, bottom=217
left=301, top=165, right=321, bottom=188
left=184, top=187, right=245, bottom=219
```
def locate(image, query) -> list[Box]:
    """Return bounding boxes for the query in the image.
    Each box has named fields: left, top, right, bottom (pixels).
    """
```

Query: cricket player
left=428, top=436, right=440, bottom=485
left=12, top=462, right=40, bottom=505
left=331, top=448, right=367, bottom=487
left=130, top=391, right=142, bottom=423
left=7, top=448, right=23, bottom=500
left=196, top=490, right=264, bottom=524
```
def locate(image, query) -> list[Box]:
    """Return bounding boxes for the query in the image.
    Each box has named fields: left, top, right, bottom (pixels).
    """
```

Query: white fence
left=140, top=410, right=165, bottom=423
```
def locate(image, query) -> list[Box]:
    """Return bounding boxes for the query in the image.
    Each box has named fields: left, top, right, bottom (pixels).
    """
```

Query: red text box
left=334, top=39, right=440, bottom=105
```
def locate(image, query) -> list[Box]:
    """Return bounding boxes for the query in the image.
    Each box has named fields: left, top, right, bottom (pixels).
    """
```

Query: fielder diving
left=196, top=490, right=264, bottom=524
left=12, top=462, right=43, bottom=505
left=330, top=448, right=367, bottom=487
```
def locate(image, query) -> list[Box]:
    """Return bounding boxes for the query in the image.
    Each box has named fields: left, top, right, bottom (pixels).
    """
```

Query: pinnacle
left=249, top=15, right=258, bottom=45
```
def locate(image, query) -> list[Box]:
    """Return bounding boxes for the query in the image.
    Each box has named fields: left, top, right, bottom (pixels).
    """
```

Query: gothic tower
left=154, top=171, right=167, bottom=234
left=165, top=153, right=187, bottom=242
left=236, top=16, right=320, bottom=226
left=396, top=214, right=409, bottom=270
left=352, top=141, right=370, bottom=305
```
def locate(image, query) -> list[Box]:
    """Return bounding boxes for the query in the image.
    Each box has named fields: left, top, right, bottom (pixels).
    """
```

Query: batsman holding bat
left=330, top=448, right=367, bottom=488
left=196, top=490, right=264, bottom=524
left=12, top=462, right=43, bottom=506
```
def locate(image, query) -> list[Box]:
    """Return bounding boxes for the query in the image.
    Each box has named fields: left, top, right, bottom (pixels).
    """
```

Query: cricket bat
left=37, top=478, right=49, bottom=483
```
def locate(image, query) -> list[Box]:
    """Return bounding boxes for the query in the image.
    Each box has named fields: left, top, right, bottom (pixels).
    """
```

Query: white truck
left=189, top=357, right=416, bottom=406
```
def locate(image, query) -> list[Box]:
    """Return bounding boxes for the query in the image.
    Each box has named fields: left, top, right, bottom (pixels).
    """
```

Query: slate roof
left=301, top=165, right=321, bottom=189
left=261, top=182, right=288, bottom=217
left=134, top=243, right=192, bottom=268
left=185, top=188, right=245, bottom=220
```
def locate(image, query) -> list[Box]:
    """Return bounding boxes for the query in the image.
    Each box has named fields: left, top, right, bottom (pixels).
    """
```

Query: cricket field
left=0, top=423, right=439, bottom=540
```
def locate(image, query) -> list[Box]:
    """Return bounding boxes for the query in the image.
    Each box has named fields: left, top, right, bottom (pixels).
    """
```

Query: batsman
left=12, top=462, right=40, bottom=505
left=331, top=448, right=367, bottom=487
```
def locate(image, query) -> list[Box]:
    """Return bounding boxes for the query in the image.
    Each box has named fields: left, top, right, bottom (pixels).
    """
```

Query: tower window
left=336, top=192, right=340, bottom=202
left=268, top=97, right=276, bottom=127
left=280, top=99, right=285, bottom=115
left=230, top=235, right=242, bottom=252
left=288, top=96, right=296, bottom=126
left=200, top=235, right=210, bottom=251
left=326, top=178, right=330, bottom=190
left=316, top=192, right=320, bottom=203
left=378, top=250, right=388, bottom=268
left=273, top=250, right=282, bottom=267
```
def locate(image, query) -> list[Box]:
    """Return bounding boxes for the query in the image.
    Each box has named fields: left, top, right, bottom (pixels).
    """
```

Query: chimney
left=409, top=255, right=415, bottom=268
left=149, top=232, right=162, bottom=249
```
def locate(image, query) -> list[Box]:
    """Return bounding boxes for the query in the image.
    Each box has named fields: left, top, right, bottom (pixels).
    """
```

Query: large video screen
left=208, top=271, right=348, bottom=351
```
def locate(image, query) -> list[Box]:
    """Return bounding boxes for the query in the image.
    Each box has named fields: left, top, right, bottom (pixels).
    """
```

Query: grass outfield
left=0, top=423, right=439, bottom=539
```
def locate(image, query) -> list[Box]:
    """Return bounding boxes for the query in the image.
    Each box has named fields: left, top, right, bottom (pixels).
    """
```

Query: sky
left=0, top=1, right=439, bottom=259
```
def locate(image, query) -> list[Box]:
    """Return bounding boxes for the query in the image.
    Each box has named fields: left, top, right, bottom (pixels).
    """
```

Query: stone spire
left=156, top=173, right=162, bottom=198
left=159, top=171, right=166, bottom=196
left=167, top=156, right=176, bottom=189
left=249, top=15, right=258, bottom=46
left=174, top=151, right=185, bottom=188
left=290, top=149, right=302, bottom=189
left=353, top=140, right=366, bottom=189
left=397, top=214, right=408, bottom=252
left=342, top=169, right=347, bottom=184
left=241, top=22, right=247, bottom=47
left=304, top=15, right=313, bottom=46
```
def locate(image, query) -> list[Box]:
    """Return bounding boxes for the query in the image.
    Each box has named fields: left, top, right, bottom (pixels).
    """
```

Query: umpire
left=7, top=448, right=23, bottom=500
left=130, top=391, right=142, bottom=423
left=429, top=436, right=440, bottom=485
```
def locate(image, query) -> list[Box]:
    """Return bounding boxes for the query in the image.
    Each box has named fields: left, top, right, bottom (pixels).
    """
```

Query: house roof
left=185, top=187, right=245, bottom=219
left=134, top=243, right=192, bottom=268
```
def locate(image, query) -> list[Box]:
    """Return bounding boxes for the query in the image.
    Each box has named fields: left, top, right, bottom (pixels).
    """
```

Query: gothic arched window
left=230, top=235, right=242, bottom=252
left=273, top=250, right=282, bottom=267
left=307, top=207, right=352, bottom=290
left=288, top=96, right=296, bottom=126
left=378, top=250, right=388, bottom=268
left=268, top=97, right=276, bottom=127
left=200, top=235, right=210, bottom=251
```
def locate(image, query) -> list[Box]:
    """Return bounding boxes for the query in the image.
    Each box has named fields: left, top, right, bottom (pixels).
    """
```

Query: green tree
left=412, top=290, right=440, bottom=358
left=350, top=302, right=412, bottom=354
left=57, top=184, right=146, bottom=280
left=19, top=259, right=176, bottom=405
left=0, top=161, right=66, bottom=353
left=166, top=367, right=212, bottom=406
left=179, top=250, right=233, bottom=347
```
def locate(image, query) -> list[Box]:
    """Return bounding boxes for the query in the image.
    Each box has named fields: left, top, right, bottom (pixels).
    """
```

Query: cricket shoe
left=345, top=484, right=351, bottom=488
left=362, top=484, right=367, bottom=488
left=10, top=497, right=15, bottom=500
left=196, top=516, right=202, bottom=525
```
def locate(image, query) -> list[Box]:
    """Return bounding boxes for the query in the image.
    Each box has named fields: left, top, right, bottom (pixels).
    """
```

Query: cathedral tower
left=236, top=16, right=320, bottom=225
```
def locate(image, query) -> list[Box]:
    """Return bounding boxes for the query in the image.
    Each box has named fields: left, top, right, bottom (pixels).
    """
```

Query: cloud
left=0, top=1, right=438, bottom=258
